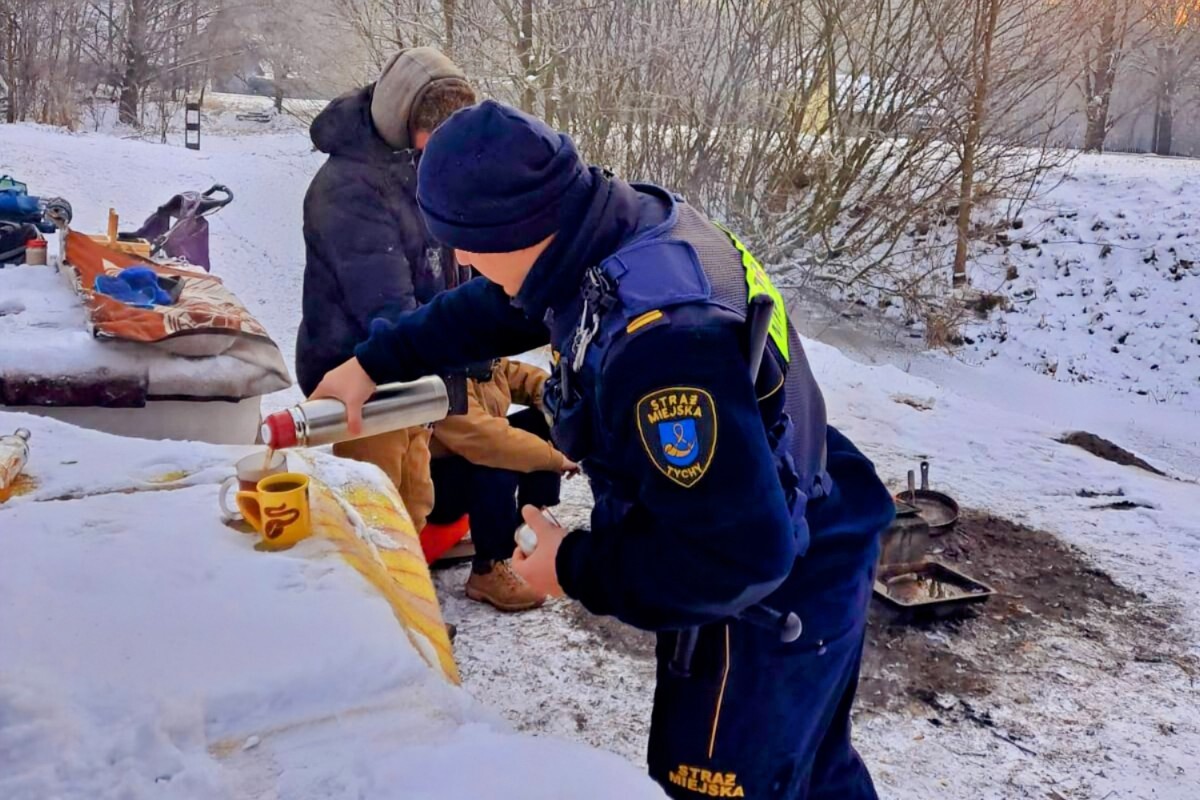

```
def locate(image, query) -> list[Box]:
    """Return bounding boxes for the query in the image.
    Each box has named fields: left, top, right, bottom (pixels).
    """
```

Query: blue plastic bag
left=94, top=267, right=175, bottom=308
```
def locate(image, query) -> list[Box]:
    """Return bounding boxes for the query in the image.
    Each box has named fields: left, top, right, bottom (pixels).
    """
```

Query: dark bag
left=0, top=222, right=39, bottom=265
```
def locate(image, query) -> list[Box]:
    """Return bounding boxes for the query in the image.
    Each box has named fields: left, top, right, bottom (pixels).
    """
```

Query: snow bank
left=0, top=411, right=664, bottom=800
left=68, top=93, right=318, bottom=142
left=827, top=152, right=1200, bottom=408
left=964, top=154, right=1200, bottom=405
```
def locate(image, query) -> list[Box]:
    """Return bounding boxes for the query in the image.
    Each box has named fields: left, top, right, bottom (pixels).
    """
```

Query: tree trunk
left=1152, top=84, right=1161, bottom=154
left=953, top=0, right=1000, bottom=288
left=1082, top=3, right=1119, bottom=152
left=822, top=6, right=838, bottom=147
left=3, top=12, right=16, bottom=123
left=118, top=0, right=147, bottom=125
left=393, top=0, right=411, bottom=48
left=1154, top=92, right=1173, bottom=155
left=555, top=55, right=571, bottom=129
left=518, top=0, right=535, bottom=113
left=543, top=52, right=557, bottom=127
left=185, top=0, right=200, bottom=95
left=443, top=0, right=456, bottom=55
left=1153, top=46, right=1176, bottom=156
left=1083, top=102, right=1113, bottom=152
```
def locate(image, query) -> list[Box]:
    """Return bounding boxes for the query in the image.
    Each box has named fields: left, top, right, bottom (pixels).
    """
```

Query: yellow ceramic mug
left=236, top=473, right=312, bottom=550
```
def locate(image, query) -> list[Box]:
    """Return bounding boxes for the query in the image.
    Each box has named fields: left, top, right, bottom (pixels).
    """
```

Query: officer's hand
left=560, top=458, right=581, bottom=478
left=511, top=505, right=566, bottom=597
left=310, top=357, right=376, bottom=437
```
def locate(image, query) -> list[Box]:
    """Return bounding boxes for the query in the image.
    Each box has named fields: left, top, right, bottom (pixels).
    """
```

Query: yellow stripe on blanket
left=308, top=479, right=459, bottom=684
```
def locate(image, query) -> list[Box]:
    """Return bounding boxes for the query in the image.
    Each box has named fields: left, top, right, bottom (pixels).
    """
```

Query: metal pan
left=893, top=461, right=959, bottom=534
left=873, top=559, right=995, bottom=619
left=879, top=511, right=931, bottom=566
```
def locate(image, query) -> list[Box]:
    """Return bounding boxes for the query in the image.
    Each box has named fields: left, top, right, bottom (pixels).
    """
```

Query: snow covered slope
left=0, top=411, right=664, bottom=800
left=829, top=152, right=1200, bottom=409
left=964, top=153, right=1200, bottom=405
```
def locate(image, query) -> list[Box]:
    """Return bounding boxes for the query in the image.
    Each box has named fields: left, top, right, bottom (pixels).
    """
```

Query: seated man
left=426, top=357, right=577, bottom=611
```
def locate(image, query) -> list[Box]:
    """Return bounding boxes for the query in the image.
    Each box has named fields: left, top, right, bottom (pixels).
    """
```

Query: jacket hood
left=371, top=47, right=469, bottom=150
left=309, top=85, right=392, bottom=161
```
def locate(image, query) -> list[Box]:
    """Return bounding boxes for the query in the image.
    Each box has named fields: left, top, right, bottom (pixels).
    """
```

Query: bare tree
left=443, top=0, right=456, bottom=53
left=0, top=0, right=1103, bottom=310
left=1, top=0, right=90, bottom=125
left=361, top=0, right=1077, bottom=297
left=1138, top=0, right=1200, bottom=155
left=1079, top=0, right=1145, bottom=152
left=952, top=0, right=1000, bottom=287
left=117, top=0, right=147, bottom=122
left=904, top=0, right=1079, bottom=290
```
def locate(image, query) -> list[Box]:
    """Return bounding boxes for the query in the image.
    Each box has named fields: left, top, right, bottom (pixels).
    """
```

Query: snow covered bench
left=0, top=411, right=663, bottom=798
left=0, top=235, right=291, bottom=444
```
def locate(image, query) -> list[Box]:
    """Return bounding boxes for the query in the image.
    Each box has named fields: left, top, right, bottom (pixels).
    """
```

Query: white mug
left=220, top=450, right=287, bottom=522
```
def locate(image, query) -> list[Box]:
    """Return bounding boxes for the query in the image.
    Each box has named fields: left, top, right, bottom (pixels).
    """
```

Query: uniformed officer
left=312, top=100, right=896, bottom=799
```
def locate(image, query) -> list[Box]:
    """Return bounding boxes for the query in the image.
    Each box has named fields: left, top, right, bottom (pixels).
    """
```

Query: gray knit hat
left=370, top=47, right=469, bottom=150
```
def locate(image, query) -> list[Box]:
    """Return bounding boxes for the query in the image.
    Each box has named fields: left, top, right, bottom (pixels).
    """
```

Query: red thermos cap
left=261, top=410, right=298, bottom=449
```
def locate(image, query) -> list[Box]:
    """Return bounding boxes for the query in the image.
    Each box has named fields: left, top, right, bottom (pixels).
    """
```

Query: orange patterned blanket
left=64, top=230, right=277, bottom=348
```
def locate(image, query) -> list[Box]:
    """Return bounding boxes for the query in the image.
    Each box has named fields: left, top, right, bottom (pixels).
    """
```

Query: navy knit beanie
left=417, top=100, right=586, bottom=253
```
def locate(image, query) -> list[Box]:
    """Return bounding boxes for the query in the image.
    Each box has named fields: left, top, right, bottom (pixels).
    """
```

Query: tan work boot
left=465, top=561, right=546, bottom=612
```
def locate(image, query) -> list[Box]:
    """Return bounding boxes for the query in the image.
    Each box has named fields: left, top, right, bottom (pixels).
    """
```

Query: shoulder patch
left=636, top=387, right=717, bottom=488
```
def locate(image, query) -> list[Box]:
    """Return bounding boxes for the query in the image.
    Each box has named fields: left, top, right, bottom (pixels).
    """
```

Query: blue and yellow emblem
left=637, top=387, right=717, bottom=488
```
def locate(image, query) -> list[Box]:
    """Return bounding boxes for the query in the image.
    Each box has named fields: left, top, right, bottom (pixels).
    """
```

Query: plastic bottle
left=514, top=509, right=564, bottom=557
left=515, top=524, right=538, bottom=556
left=261, top=376, right=454, bottom=449
left=0, top=428, right=32, bottom=503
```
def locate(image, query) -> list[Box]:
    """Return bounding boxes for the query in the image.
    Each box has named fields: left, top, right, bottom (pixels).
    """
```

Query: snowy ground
left=2, top=121, right=1199, bottom=798
left=434, top=334, right=1200, bottom=800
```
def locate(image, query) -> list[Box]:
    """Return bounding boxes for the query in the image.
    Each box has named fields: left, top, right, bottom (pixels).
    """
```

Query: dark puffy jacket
left=295, top=84, right=461, bottom=395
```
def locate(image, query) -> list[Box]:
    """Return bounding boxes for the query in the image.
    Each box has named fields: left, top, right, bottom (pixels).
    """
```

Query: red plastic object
left=261, top=410, right=297, bottom=449
left=420, top=515, right=470, bottom=564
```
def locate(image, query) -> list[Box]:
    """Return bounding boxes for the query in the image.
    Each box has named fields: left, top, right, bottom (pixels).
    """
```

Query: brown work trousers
left=332, top=426, right=434, bottom=533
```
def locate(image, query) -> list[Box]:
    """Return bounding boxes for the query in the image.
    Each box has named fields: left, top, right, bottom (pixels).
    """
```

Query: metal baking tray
left=873, top=560, right=995, bottom=618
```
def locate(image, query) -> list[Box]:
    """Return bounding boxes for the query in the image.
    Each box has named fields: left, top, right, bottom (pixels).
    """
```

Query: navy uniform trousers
left=646, top=433, right=881, bottom=800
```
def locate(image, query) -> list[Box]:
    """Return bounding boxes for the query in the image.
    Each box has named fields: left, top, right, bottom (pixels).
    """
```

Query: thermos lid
left=261, top=411, right=297, bottom=449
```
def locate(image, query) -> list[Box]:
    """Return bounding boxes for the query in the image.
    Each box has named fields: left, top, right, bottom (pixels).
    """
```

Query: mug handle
left=236, top=492, right=263, bottom=532
left=219, top=476, right=242, bottom=522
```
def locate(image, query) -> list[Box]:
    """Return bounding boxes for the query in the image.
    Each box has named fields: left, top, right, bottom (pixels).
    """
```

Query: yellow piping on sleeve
left=626, top=309, right=664, bottom=334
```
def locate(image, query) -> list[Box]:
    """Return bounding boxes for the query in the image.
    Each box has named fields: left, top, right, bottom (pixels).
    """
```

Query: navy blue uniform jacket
left=353, top=174, right=891, bottom=633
